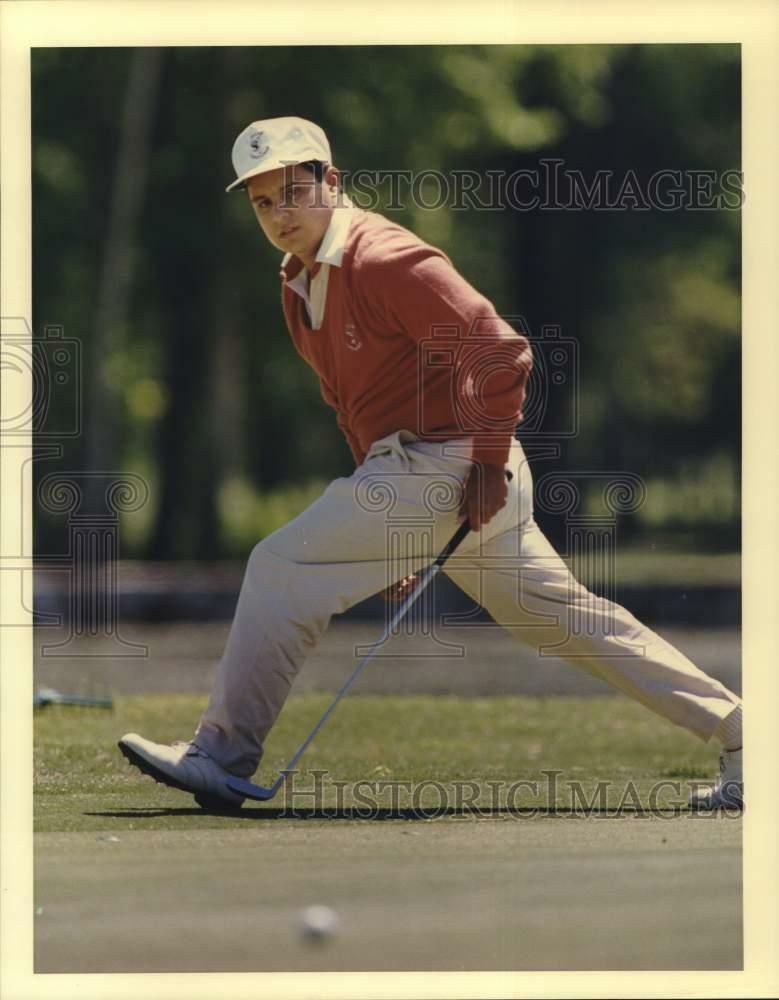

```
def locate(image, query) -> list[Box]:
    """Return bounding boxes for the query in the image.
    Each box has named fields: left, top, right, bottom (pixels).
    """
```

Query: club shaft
left=277, top=564, right=441, bottom=782
left=271, top=521, right=471, bottom=790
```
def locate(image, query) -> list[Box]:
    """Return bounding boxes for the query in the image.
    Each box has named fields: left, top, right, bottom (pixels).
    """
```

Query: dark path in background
left=35, top=560, right=741, bottom=627
left=34, top=620, right=741, bottom=698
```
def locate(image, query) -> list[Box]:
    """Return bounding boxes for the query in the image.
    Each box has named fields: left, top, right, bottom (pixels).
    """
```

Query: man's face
left=246, top=163, right=338, bottom=262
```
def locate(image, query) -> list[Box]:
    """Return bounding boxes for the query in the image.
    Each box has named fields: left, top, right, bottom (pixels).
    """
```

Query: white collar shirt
left=283, top=194, right=355, bottom=330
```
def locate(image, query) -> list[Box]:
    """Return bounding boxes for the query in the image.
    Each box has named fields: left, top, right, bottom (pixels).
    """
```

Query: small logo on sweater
left=344, top=323, right=362, bottom=351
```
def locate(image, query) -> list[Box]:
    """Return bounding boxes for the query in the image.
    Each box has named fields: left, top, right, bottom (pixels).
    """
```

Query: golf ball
left=299, top=904, right=339, bottom=942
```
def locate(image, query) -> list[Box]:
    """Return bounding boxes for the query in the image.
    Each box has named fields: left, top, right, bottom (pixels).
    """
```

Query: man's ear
left=324, top=165, right=341, bottom=195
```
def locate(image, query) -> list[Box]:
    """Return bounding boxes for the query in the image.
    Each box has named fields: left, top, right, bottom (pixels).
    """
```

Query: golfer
left=119, top=117, right=742, bottom=810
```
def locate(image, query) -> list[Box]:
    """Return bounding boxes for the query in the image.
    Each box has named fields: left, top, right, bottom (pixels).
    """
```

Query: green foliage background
left=32, top=45, right=740, bottom=558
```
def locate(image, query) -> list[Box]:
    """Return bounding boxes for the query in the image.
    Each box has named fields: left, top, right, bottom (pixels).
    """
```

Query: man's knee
left=246, top=538, right=291, bottom=584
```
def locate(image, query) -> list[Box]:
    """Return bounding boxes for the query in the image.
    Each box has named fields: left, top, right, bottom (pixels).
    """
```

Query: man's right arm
left=357, top=237, right=533, bottom=470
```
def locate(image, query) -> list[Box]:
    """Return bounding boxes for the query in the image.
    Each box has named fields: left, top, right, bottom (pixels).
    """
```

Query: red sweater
left=280, top=209, right=532, bottom=468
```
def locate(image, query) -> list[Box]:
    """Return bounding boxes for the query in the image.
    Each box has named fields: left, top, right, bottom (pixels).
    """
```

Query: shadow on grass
left=84, top=805, right=725, bottom=821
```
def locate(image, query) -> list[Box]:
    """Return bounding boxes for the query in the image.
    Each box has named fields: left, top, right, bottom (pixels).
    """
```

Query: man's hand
left=379, top=464, right=510, bottom=598
left=458, top=462, right=509, bottom=533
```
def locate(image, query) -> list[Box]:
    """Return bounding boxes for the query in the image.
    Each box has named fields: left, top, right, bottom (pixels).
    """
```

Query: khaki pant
left=195, top=431, right=740, bottom=777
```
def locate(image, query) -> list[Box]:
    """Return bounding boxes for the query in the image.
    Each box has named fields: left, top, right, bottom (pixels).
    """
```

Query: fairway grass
left=34, top=694, right=742, bottom=973
left=35, top=821, right=742, bottom=972
left=36, top=693, right=724, bottom=831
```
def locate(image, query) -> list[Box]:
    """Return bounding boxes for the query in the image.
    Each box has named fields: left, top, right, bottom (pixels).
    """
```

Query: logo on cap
left=248, top=131, right=270, bottom=159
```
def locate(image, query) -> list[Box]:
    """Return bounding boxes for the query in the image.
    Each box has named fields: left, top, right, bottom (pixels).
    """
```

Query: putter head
left=226, top=775, right=278, bottom=801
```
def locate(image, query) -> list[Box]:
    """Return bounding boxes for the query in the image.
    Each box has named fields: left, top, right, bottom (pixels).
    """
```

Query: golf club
left=226, top=517, right=473, bottom=802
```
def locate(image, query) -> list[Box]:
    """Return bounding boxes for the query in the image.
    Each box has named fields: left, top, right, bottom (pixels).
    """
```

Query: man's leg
left=444, top=517, right=740, bottom=739
left=192, top=431, right=475, bottom=777
left=440, top=442, right=741, bottom=767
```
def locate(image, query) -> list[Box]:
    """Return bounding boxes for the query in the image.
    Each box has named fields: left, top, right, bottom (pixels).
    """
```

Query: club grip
left=433, top=520, right=471, bottom=567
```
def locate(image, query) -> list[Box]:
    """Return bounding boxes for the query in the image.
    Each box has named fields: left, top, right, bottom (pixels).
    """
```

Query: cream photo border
left=1, top=1, right=777, bottom=998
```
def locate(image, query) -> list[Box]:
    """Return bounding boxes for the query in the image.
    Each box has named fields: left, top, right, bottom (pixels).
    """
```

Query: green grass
left=34, top=693, right=719, bottom=832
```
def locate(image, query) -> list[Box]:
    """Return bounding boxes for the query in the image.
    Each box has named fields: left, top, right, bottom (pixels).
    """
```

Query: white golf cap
left=226, top=116, right=332, bottom=193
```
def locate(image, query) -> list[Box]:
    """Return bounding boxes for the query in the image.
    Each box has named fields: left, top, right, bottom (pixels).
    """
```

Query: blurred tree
left=32, top=44, right=741, bottom=559
left=85, top=47, right=163, bottom=515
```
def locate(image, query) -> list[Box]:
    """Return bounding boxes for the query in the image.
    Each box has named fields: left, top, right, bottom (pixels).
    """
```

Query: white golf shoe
left=689, top=747, right=743, bottom=810
left=118, top=733, right=245, bottom=809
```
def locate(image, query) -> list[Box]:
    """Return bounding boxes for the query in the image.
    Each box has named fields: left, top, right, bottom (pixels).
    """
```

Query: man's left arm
left=362, top=243, right=533, bottom=531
